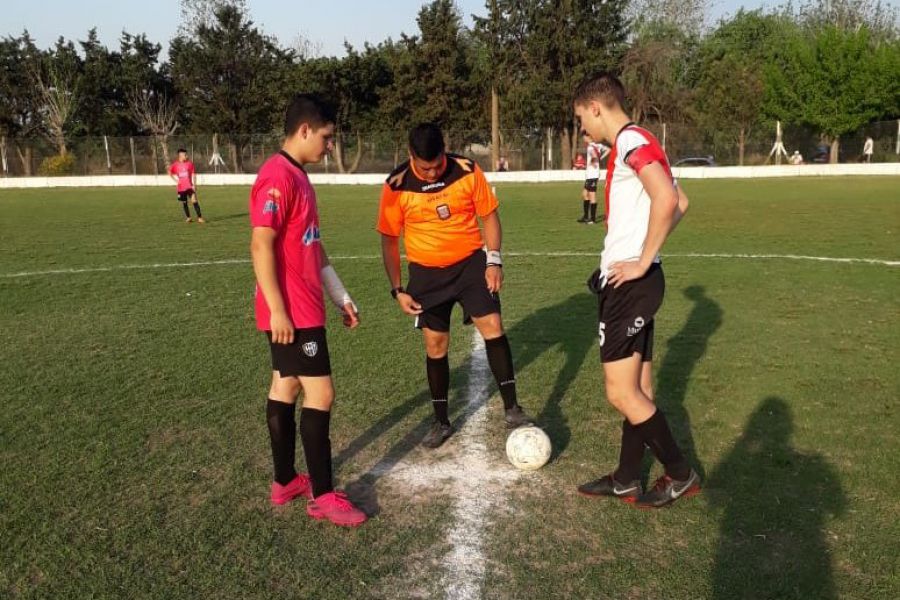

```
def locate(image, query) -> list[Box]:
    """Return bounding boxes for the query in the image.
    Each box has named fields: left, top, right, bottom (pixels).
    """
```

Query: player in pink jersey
left=573, top=73, right=698, bottom=509
left=169, top=149, right=204, bottom=223
left=249, top=94, right=366, bottom=527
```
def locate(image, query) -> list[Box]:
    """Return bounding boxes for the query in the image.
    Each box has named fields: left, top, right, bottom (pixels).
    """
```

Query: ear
left=297, top=123, right=310, bottom=139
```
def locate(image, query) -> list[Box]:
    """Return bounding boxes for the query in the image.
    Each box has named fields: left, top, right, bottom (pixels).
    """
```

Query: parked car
left=673, top=156, right=716, bottom=167
left=810, top=144, right=830, bottom=163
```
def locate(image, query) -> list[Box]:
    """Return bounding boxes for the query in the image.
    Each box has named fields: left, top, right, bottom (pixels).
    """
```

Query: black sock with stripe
left=426, top=355, right=450, bottom=425
left=484, top=335, right=518, bottom=410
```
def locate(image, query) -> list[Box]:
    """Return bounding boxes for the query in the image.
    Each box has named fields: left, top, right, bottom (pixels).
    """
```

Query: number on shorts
left=598, top=322, right=606, bottom=347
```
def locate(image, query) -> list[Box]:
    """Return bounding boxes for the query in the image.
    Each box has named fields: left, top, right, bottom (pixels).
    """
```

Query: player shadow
left=708, top=397, right=845, bottom=599
left=338, top=292, right=597, bottom=515
left=651, top=285, right=722, bottom=480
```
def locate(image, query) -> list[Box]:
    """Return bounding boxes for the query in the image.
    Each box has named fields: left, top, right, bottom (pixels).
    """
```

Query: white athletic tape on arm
left=321, top=265, right=357, bottom=313
left=486, top=250, right=502, bottom=267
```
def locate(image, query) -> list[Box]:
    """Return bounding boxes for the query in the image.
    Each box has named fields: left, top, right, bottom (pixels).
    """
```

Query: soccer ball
left=505, top=426, right=552, bottom=471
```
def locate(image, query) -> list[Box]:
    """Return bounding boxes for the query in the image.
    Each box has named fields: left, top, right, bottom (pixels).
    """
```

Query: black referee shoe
left=576, top=216, right=590, bottom=223
left=634, top=470, right=701, bottom=509
left=577, top=474, right=641, bottom=503
left=504, top=405, right=535, bottom=429
left=421, top=420, right=454, bottom=449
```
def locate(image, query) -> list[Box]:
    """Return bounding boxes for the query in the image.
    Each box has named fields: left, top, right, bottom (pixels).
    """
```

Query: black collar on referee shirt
left=279, top=150, right=307, bottom=172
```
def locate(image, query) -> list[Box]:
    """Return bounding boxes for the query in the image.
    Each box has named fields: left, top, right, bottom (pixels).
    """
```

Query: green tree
left=0, top=32, right=43, bottom=173
left=169, top=4, right=289, bottom=172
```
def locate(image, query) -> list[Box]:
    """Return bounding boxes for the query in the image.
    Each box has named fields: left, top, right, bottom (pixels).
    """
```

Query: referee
left=377, top=123, right=534, bottom=448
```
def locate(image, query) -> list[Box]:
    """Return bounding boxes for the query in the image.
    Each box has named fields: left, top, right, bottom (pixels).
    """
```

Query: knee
left=605, top=382, right=637, bottom=412
left=270, top=376, right=301, bottom=402
left=476, top=315, right=504, bottom=340
left=425, top=336, right=449, bottom=359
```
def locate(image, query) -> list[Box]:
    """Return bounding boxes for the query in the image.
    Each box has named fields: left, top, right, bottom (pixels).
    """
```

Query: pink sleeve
left=168, top=163, right=176, bottom=175
left=250, top=176, right=290, bottom=230
left=188, top=162, right=195, bottom=176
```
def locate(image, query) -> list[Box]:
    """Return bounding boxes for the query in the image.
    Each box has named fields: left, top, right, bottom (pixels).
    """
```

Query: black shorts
left=266, top=327, right=331, bottom=377
left=177, top=189, right=195, bottom=202
left=597, top=263, right=664, bottom=363
left=583, top=178, right=598, bottom=192
left=407, top=250, right=500, bottom=332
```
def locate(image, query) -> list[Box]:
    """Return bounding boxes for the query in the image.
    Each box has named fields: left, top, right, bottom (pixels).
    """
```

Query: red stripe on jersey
left=623, top=126, right=672, bottom=179
left=604, top=143, right=617, bottom=219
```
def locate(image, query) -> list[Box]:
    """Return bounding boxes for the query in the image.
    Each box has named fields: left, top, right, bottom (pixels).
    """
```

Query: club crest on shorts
left=301, top=341, right=318, bottom=357
left=627, top=316, right=645, bottom=337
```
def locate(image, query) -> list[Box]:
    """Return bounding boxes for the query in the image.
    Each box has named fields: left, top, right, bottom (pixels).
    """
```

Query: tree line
left=0, top=0, right=897, bottom=174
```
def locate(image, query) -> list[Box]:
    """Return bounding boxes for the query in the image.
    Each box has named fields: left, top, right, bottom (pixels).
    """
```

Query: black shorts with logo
left=407, top=250, right=500, bottom=332
left=177, top=188, right=196, bottom=202
left=583, top=178, right=598, bottom=192
left=266, top=327, right=331, bottom=377
left=597, top=263, right=664, bottom=363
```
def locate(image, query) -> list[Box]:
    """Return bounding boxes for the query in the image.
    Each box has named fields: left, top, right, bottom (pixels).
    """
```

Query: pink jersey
left=169, top=160, right=195, bottom=192
left=249, top=151, right=325, bottom=331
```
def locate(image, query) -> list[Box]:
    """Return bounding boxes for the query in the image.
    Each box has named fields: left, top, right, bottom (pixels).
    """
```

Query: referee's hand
left=485, top=265, right=503, bottom=293
left=396, top=292, right=423, bottom=316
left=270, top=311, right=295, bottom=344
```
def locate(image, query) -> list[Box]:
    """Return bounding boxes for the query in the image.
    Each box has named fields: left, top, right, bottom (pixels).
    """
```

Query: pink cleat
left=306, top=491, right=367, bottom=527
left=270, top=474, right=312, bottom=506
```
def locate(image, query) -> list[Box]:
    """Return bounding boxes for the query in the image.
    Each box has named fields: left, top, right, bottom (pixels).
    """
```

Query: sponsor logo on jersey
left=263, top=200, right=278, bottom=214
left=422, top=181, right=446, bottom=192
left=302, top=225, right=321, bottom=246
left=302, top=341, right=318, bottom=357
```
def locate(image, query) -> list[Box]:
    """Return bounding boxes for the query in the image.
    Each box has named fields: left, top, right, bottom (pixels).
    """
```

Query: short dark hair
left=177, top=148, right=187, bottom=154
left=573, top=72, right=626, bottom=108
left=284, top=93, right=336, bottom=136
left=408, top=123, right=445, bottom=161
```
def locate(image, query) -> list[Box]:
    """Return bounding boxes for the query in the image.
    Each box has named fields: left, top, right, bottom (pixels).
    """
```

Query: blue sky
left=5, top=0, right=774, bottom=58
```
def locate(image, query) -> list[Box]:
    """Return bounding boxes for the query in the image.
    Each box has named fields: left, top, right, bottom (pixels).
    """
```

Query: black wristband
left=390, top=286, right=405, bottom=299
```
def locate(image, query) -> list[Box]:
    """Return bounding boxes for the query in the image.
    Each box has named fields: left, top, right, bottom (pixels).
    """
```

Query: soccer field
left=1, top=177, right=898, bottom=599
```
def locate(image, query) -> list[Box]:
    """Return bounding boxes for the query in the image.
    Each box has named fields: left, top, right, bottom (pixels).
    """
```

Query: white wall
left=1, top=163, right=898, bottom=189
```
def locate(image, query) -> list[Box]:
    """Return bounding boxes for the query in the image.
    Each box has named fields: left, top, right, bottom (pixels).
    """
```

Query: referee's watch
left=390, top=286, right=405, bottom=299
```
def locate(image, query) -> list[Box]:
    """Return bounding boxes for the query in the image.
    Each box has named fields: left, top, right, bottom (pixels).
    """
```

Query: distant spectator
left=863, top=137, right=874, bottom=163
left=572, top=152, right=586, bottom=170
left=789, top=150, right=804, bottom=165
left=497, top=156, right=509, bottom=172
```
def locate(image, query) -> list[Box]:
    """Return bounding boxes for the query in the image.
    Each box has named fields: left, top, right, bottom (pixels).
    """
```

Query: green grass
left=1, top=177, right=898, bottom=599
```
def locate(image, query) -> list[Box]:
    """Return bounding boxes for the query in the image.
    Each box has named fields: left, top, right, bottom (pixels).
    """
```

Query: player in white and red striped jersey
left=573, top=73, right=698, bottom=509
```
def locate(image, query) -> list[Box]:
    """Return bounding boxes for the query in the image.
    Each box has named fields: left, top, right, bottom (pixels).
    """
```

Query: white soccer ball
left=505, top=426, right=552, bottom=471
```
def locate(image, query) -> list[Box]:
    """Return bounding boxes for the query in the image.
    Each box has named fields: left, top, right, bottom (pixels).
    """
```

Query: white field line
left=368, top=332, right=520, bottom=600
left=2, top=252, right=898, bottom=279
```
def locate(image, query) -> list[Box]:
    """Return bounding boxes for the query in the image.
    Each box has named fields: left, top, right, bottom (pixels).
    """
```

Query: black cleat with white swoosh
left=577, top=474, right=642, bottom=503
left=634, top=470, right=701, bottom=509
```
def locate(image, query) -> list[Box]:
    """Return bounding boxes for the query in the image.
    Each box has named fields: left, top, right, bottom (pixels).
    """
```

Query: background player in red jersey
left=169, top=149, right=204, bottom=223
left=249, top=94, right=366, bottom=527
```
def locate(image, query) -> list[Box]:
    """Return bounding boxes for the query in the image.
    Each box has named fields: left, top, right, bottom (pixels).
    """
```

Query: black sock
left=426, top=355, right=450, bottom=425
left=181, top=202, right=190, bottom=218
left=613, top=419, right=644, bottom=484
left=634, top=410, right=690, bottom=480
left=484, top=335, right=518, bottom=410
left=582, top=200, right=590, bottom=218
left=266, top=399, right=297, bottom=486
left=192, top=202, right=202, bottom=218
left=299, top=407, right=333, bottom=498
left=590, top=202, right=598, bottom=221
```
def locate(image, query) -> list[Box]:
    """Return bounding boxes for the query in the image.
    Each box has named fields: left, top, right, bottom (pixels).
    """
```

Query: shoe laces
left=325, top=491, right=354, bottom=511
left=651, top=475, right=673, bottom=492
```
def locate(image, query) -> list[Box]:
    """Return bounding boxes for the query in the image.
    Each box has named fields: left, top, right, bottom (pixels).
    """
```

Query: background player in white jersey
left=578, top=134, right=607, bottom=224
left=573, top=73, right=698, bottom=509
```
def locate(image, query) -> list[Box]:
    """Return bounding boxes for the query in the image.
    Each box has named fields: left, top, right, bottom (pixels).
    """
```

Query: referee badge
left=301, top=341, right=319, bottom=357
left=436, top=204, right=451, bottom=220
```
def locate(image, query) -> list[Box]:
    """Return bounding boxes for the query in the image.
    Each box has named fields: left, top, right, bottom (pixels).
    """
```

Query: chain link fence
left=1, top=121, right=897, bottom=177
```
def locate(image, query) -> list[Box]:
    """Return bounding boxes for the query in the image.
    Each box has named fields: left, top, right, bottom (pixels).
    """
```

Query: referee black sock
left=266, top=399, right=297, bottom=486
left=634, top=410, right=691, bottom=481
left=484, top=335, right=518, bottom=410
left=181, top=202, right=191, bottom=218
left=300, top=407, right=334, bottom=498
left=582, top=200, right=590, bottom=219
left=426, top=355, right=451, bottom=425
left=613, top=419, right=645, bottom=484
left=192, top=201, right=203, bottom=218
left=589, top=202, right=598, bottom=221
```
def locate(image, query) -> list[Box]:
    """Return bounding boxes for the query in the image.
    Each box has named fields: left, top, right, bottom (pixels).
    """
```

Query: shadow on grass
left=708, top=397, right=845, bottom=599
left=339, top=292, right=597, bottom=515
left=654, top=285, right=723, bottom=479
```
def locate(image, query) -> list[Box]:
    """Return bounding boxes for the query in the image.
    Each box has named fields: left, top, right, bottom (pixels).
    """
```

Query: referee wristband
left=390, top=286, right=405, bottom=299
left=486, top=250, right=502, bottom=267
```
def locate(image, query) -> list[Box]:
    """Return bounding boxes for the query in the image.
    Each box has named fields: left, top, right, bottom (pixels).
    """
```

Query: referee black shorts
left=406, top=250, right=500, bottom=333
left=596, top=263, right=664, bottom=363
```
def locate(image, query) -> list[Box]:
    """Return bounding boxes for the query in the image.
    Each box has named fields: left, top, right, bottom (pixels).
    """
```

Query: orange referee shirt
left=376, top=154, right=498, bottom=268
